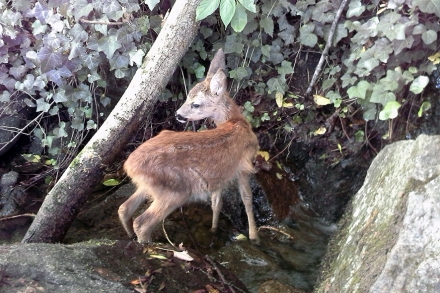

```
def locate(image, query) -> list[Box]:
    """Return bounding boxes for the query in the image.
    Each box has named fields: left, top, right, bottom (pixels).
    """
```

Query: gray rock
left=0, top=240, right=249, bottom=293
left=315, top=134, right=440, bottom=293
left=0, top=98, right=33, bottom=157
left=0, top=171, right=27, bottom=217
left=0, top=171, right=19, bottom=187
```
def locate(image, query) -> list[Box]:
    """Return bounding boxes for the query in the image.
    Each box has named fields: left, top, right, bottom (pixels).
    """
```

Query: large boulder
left=315, top=134, right=440, bottom=293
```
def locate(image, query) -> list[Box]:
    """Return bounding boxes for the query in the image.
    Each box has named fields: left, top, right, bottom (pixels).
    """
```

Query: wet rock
left=315, top=134, right=440, bottom=293
left=0, top=240, right=249, bottom=293
left=0, top=171, right=28, bottom=217
left=0, top=96, right=34, bottom=157
left=258, top=280, right=307, bottom=293
left=212, top=207, right=335, bottom=293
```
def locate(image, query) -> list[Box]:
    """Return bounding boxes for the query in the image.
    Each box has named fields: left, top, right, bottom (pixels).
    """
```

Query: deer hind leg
left=210, top=190, right=223, bottom=233
left=238, top=173, right=260, bottom=243
left=133, top=191, right=188, bottom=243
left=118, top=189, right=147, bottom=239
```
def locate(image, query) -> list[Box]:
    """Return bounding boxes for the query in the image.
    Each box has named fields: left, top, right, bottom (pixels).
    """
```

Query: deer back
left=124, top=119, right=258, bottom=199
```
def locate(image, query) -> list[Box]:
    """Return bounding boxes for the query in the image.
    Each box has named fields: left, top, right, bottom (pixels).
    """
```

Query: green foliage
left=1, top=0, right=439, bottom=165
left=196, top=0, right=257, bottom=32
left=193, top=0, right=439, bottom=134
left=0, top=0, right=153, bottom=159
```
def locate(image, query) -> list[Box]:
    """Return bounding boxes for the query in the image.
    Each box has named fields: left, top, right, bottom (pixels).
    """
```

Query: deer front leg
left=238, top=173, right=260, bottom=244
left=210, top=190, right=223, bottom=233
left=118, top=189, right=147, bottom=239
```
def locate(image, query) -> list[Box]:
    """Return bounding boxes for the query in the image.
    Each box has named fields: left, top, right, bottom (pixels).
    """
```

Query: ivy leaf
left=379, top=70, right=401, bottom=92
left=393, top=36, right=414, bottom=55
left=347, top=80, right=370, bottom=99
left=311, top=2, right=334, bottom=23
left=224, top=34, right=243, bottom=54
left=229, top=67, right=249, bottom=80
left=322, top=78, right=335, bottom=91
left=413, top=24, right=427, bottom=35
left=72, top=0, right=94, bottom=21
left=370, top=86, right=396, bottom=105
left=32, top=20, right=48, bottom=35
left=355, top=130, right=364, bottom=142
left=277, top=60, right=294, bottom=75
left=418, top=101, right=432, bottom=117
left=145, top=0, right=159, bottom=10
left=196, top=0, right=220, bottom=21
left=299, top=23, right=317, bottom=47
left=103, top=0, right=122, bottom=21
left=372, top=38, right=393, bottom=62
left=87, top=70, right=101, bottom=83
left=36, top=98, right=51, bottom=112
left=260, top=17, right=274, bottom=37
left=358, top=57, right=379, bottom=72
left=129, top=49, right=145, bottom=66
left=46, top=66, right=72, bottom=86
left=0, top=91, right=11, bottom=102
left=422, top=30, right=437, bottom=45
left=341, top=73, right=357, bottom=88
left=347, top=0, right=365, bottom=17
left=102, top=178, right=121, bottom=186
left=98, top=35, right=122, bottom=59
left=409, top=76, right=429, bottom=94
left=110, top=52, right=129, bottom=70
left=267, top=76, right=287, bottom=94
left=238, top=0, right=256, bottom=13
left=31, top=2, right=52, bottom=24
left=83, top=52, right=102, bottom=70
left=193, top=64, right=205, bottom=79
left=86, top=120, right=97, bottom=130
left=200, top=26, right=213, bottom=38
left=363, top=106, right=377, bottom=121
left=413, top=0, right=440, bottom=17
left=231, top=2, right=247, bottom=32
left=379, top=101, right=401, bottom=120
left=114, top=69, right=126, bottom=79
left=278, top=26, right=296, bottom=45
left=37, top=46, right=65, bottom=73
left=71, top=117, right=84, bottom=131
left=9, top=65, right=26, bottom=79
left=326, top=90, right=342, bottom=107
left=53, top=89, right=68, bottom=103
left=70, top=23, right=88, bottom=42
left=220, top=0, right=235, bottom=27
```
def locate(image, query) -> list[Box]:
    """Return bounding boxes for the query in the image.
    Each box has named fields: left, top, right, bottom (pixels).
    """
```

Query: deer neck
left=212, top=95, right=243, bottom=125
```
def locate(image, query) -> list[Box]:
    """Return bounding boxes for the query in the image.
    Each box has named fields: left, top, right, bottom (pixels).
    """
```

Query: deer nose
left=175, top=113, right=187, bottom=123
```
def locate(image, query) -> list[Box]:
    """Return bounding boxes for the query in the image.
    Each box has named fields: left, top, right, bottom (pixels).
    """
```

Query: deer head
left=175, top=49, right=233, bottom=125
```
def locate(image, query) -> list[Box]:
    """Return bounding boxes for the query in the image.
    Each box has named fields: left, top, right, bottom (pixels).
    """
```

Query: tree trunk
left=22, top=0, right=201, bottom=243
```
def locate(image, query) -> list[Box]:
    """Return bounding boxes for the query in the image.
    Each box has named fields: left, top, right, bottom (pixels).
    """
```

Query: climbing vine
left=0, top=0, right=439, bottom=167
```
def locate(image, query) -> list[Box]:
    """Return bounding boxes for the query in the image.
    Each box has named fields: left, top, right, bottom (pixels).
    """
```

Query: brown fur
left=119, top=49, right=260, bottom=243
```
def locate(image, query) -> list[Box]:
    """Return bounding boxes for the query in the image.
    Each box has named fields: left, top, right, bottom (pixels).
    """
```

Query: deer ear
left=210, top=69, right=227, bottom=96
left=207, top=49, right=226, bottom=78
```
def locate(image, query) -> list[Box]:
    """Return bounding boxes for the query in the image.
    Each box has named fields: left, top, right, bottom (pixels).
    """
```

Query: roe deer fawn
left=119, top=49, right=260, bottom=243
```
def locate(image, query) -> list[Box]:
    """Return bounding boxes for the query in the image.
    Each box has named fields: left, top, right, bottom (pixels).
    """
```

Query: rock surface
left=315, top=134, right=440, bottom=293
left=0, top=240, right=249, bottom=293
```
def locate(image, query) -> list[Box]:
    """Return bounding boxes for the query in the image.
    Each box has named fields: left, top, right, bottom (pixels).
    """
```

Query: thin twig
left=205, top=256, right=238, bottom=293
left=268, top=135, right=296, bottom=162
left=0, top=213, right=36, bottom=221
left=305, top=0, right=349, bottom=95
left=258, top=225, right=294, bottom=240
left=162, top=219, right=177, bottom=249
left=179, top=207, right=200, bottom=252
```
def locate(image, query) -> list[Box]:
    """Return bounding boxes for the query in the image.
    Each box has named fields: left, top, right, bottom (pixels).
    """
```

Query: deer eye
left=191, top=103, right=200, bottom=109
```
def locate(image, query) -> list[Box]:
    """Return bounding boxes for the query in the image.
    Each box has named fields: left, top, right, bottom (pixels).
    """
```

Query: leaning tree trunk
left=22, top=0, right=201, bottom=243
